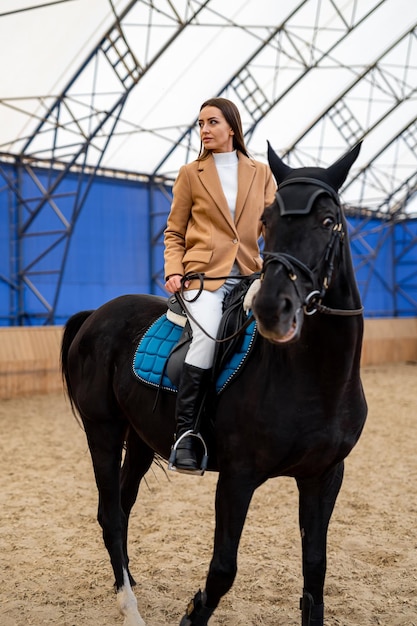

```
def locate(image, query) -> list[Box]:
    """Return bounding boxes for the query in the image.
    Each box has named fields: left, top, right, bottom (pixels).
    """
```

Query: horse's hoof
left=300, top=592, right=324, bottom=625
left=180, top=590, right=214, bottom=625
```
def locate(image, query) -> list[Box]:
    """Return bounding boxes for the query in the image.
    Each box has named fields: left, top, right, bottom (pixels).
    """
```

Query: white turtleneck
left=213, top=150, right=238, bottom=219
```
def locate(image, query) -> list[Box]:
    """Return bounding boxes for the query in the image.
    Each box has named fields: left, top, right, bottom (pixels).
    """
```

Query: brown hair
left=197, top=97, right=250, bottom=160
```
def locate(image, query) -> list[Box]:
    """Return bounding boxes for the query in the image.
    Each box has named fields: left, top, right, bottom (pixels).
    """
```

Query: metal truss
left=152, top=0, right=388, bottom=175
left=285, top=25, right=417, bottom=216
left=1, top=0, right=211, bottom=324
left=1, top=0, right=416, bottom=322
left=283, top=24, right=417, bottom=317
left=149, top=0, right=417, bottom=314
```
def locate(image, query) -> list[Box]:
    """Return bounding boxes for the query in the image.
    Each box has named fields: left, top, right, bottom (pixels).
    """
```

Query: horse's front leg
left=180, top=471, right=257, bottom=625
left=296, top=461, right=345, bottom=626
left=83, top=417, right=146, bottom=626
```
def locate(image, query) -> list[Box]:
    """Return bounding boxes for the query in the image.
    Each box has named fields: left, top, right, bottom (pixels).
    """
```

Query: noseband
left=262, top=178, right=363, bottom=317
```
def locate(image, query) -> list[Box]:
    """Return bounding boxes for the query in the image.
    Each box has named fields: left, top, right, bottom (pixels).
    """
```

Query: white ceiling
left=1, top=0, right=417, bottom=213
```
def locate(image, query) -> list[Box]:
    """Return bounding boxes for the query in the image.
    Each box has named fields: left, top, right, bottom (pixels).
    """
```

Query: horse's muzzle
left=253, top=290, right=303, bottom=344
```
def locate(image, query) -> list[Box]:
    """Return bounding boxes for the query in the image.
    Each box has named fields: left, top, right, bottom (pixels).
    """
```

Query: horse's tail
left=60, top=310, right=93, bottom=417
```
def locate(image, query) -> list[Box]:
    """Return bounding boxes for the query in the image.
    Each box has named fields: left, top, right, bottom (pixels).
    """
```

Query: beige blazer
left=164, top=152, right=276, bottom=291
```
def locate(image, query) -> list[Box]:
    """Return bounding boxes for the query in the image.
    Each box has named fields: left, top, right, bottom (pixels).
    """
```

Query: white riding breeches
left=183, top=277, right=239, bottom=370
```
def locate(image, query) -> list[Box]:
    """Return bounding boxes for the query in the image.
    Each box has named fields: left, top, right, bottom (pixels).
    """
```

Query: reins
left=175, top=273, right=255, bottom=343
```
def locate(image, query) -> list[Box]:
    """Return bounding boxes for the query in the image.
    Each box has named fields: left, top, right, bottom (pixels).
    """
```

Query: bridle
left=174, top=177, right=362, bottom=344
left=261, top=177, right=363, bottom=317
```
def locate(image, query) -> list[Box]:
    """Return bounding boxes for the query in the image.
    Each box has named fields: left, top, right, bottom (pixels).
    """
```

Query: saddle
left=132, top=274, right=259, bottom=393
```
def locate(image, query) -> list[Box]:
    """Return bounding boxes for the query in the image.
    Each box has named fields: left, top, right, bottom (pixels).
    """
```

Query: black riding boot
left=171, top=363, right=211, bottom=475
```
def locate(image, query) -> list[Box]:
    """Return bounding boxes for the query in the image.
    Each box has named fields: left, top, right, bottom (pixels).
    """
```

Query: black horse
left=61, top=143, right=367, bottom=626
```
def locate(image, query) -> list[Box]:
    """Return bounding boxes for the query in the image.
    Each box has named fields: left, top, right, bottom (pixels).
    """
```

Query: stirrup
left=168, top=430, right=208, bottom=476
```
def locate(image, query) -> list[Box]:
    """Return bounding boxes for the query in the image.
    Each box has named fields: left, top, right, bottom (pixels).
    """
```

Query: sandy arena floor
left=0, top=363, right=416, bottom=625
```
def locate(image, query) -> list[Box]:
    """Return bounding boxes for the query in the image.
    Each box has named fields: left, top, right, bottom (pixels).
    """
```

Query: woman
left=164, top=97, right=276, bottom=474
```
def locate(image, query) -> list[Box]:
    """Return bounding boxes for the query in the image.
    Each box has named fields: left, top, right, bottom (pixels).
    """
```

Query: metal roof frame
left=0, top=0, right=416, bottom=323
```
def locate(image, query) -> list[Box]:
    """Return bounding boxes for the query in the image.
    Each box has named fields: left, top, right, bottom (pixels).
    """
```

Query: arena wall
left=2, top=162, right=417, bottom=327
left=0, top=319, right=416, bottom=399
left=0, top=326, right=63, bottom=400
left=361, top=318, right=417, bottom=368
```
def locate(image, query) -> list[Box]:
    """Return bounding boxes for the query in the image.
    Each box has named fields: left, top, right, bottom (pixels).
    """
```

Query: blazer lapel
left=198, top=156, right=236, bottom=232
left=235, top=154, right=256, bottom=225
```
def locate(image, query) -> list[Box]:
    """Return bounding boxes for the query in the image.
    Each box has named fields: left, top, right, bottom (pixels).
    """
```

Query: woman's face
left=198, top=106, right=234, bottom=153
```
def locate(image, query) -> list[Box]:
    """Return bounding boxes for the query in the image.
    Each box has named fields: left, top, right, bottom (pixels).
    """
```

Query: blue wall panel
left=55, top=176, right=158, bottom=324
left=1, top=161, right=417, bottom=325
left=0, top=163, right=167, bottom=325
left=349, top=218, right=417, bottom=317
left=0, top=179, right=13, bottom=324
left=349, top=219, right=395, bottom=317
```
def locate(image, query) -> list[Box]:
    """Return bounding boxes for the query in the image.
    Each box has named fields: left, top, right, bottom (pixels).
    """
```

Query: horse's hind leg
left=180, top=471, right=258, bottom=625
left=82, top=416, right=147, bottom=626
left=120, top=425, right=155, bottom=586
left=296, top=461, right=345, bottom=626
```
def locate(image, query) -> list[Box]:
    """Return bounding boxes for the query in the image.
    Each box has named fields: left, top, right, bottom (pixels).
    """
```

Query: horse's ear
left=267, top=141, right=292, bottom=184
left=326, top=142, right=362, bottom=190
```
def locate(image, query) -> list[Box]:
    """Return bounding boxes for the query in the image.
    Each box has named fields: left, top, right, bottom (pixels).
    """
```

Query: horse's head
left=252, top=142, right=362, bottom=344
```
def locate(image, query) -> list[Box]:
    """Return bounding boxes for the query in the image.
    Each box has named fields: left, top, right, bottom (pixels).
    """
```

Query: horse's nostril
left=283, top=297, right=293, bottom=315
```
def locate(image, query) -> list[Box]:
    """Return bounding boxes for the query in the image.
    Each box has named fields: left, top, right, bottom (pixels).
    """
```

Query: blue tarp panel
left=1, top=161, right=417, bottom=325
left=56, top=176, right=153, bottom=324
left=0, top=163, right=167, bottom=325
left=0, top=177, right=13, bottom=325
left=350, top=218, right=395, bottom=317
left=349, top=218, right=417, bottom=317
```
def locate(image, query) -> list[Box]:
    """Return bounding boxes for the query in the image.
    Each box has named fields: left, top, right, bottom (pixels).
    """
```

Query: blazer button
left=232, top=238, right=238, bottom=244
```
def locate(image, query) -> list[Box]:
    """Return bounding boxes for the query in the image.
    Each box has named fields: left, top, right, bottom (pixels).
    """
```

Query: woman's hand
left=165, top=274, right=189, bottom=293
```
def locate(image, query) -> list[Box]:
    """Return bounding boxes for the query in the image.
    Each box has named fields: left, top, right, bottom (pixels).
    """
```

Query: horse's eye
left=322, top=216, right=334, bottom=229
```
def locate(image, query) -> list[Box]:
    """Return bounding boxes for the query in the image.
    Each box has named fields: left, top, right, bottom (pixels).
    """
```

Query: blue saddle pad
left=132, top=314, right=256, bottom=394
